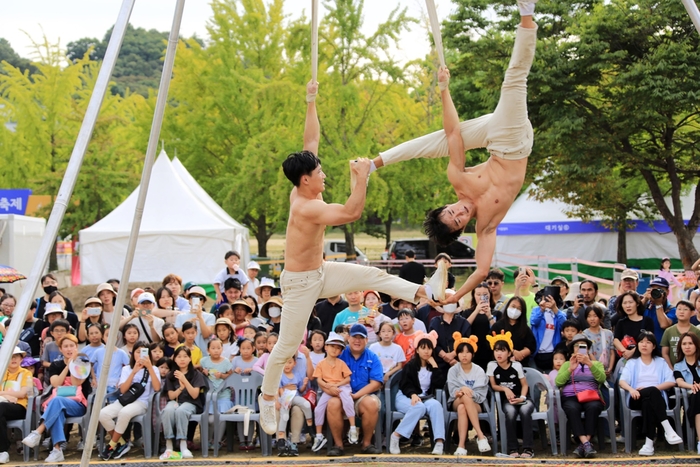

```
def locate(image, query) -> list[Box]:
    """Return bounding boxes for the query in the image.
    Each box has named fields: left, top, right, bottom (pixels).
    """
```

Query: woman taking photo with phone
left=98, top=341, right=161, bottom=460
left=555, top=334, right=606, bottom=458
left=460, top=283, right=498, bottom=370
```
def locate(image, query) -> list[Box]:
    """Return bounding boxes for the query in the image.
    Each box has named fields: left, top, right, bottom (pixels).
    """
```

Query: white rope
left=311, top=0, right=319, bottom=81
left=425, top=0, right=446, bottom=68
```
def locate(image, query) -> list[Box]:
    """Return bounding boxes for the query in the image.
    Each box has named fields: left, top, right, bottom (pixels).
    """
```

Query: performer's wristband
left=438, top=79, right=449, bottom=92
left=306, top=93, right=317, bottom=103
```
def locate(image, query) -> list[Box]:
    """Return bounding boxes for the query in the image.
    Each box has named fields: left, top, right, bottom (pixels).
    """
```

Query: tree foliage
left=444, top=0, right=700, bottom=267
left=0, top=40, right=147, bottom=237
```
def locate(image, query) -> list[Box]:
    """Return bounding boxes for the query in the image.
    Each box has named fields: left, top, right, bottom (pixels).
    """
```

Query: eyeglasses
left=486, top=281, right=501, bottom=286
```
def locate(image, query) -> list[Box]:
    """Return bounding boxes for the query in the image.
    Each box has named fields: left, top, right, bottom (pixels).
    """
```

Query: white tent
left=495, top=185, right=699, bottom=266
left=79, top=151, right=250, bottom=284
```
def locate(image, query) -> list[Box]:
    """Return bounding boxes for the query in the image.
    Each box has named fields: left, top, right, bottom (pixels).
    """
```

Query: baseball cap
left=325, top=332, right=346, bottom=347
left=650, top=277, right=670, bottom=289
left=349, top=323, right=368, bottom=338
left=550, top=276, right=569, bottom=287
left=621, top=269, right=639, bottom=281
left=137, top=292, right=156, bottom=304
left=130, top=288, right=145, bottom=300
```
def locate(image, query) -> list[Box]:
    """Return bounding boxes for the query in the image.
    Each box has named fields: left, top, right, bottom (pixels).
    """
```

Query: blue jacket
left=530, top=306, right=567, bottom=356
left=620, top=356, right=674, bottom=405
left=673, top=358, right=700, bottom=385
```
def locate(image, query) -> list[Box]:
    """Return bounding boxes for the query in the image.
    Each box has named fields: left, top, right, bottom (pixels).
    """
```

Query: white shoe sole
left=426, top=261, right=448, bottom=301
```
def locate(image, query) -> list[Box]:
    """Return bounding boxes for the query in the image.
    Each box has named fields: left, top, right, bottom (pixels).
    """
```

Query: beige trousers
left=261, top=261, right=420, bottom=395
left=380, top=26, right=537, bottom=164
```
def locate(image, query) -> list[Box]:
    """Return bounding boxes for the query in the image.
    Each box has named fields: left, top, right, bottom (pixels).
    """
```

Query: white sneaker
left=22, top=431, right=41, bottom=448
left=454, top=446, right=468, bottom=456
left=696, top=440, right=700, bottom=455
left=311, top=435, right=327, bottom=452
left=45, top=448, right=64, bottom=463
left=41, top=438, right=51, bottom=450
left=425, top=260, right=448, bottom=301
left=0, top=452, right=9, bottom=464
left=638, top=444, right=654, bottom=456
left=477, top=437, right=491, bottom=452
left=431, top=442, right=444, bottom=455
left=348, top=426, right=359, bottom=445
left=665, top=429, right=683, bottom=445
left=181, top=448, right=193, bottom=459
left=258, top=395, right=278, bottom=435
left=389, top=436, right=401, bottom=455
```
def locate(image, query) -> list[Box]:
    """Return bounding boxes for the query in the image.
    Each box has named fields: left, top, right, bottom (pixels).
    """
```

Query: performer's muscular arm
left=303, top=80, right=320, bottom=155
left=439, top=67, right=466, bottom=174
left=298, top=158, right=372, bottom=226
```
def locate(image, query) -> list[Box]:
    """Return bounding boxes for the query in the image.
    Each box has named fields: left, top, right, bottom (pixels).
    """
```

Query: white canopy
left=495, top=185, right=698, bottom=266
left=79, top=150, right=250, bottom=284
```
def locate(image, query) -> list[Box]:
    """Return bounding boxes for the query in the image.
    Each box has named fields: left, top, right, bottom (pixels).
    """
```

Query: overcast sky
left=2, top=0, right=450, bottom=65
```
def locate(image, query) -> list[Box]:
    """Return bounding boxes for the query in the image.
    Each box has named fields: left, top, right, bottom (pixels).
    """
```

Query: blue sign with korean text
left=497, top=219, right=684, bottom=236
left=0, top=189, right=32, bottom=215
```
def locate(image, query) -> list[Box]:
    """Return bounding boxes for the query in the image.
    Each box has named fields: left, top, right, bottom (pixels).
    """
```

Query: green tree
left=0, top=39, right=146, bottom=237
left=444, top=0, right=700, bottom=267
left=0, top=38, right=36, bottom=75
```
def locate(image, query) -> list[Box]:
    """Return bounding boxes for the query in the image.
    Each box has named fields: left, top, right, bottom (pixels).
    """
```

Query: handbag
left=571, top=367, right=602, bottom=404
left=302, top=387, right=317, bottom=410
left=118, top=369, right=149, bottom=406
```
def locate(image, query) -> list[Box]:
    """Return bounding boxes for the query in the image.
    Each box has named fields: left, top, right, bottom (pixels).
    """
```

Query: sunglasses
left=486, top=281, right=501, bottom=286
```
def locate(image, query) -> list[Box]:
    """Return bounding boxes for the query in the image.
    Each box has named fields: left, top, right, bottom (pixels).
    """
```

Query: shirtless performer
left=258, top=81, right=448, bottom=436
left=370, top=2, right=538, bottom=306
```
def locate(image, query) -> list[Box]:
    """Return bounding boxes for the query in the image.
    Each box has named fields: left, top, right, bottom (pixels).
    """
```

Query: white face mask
left=442, top=303, right=458, bottom=313
left=267, top=306, right=281, bottom=318
left=507, top=307, right=522, bottom=320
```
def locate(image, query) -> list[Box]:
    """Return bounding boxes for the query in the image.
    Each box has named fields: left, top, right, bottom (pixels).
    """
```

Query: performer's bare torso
left=284, top=186, right=325, bottom=272
left=450, top=155, right=527, bottom=234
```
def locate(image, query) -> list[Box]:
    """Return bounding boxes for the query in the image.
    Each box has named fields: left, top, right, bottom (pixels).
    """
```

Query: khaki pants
left=380, top=26, right=537, bottom=164
left=99, top=399, right=148, bottom=435
left=261, top=261, right=420, bottom=395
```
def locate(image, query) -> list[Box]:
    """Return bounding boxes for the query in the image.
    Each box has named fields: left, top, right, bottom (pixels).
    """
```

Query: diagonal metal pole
left=80, top=1, right=186, bottom=465
left=0, top=0, right=136, bottom=385
left=681, top=0, right=700, bottom=35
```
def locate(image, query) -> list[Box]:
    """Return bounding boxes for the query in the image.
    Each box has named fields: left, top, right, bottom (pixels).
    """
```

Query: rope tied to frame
left=425, top=0, right=448, bottom=90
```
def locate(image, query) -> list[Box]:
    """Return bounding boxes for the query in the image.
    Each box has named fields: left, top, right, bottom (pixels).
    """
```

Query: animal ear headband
left=452, top=332, right=478, bottom=354
left=486, top=330, right=514, bottom=351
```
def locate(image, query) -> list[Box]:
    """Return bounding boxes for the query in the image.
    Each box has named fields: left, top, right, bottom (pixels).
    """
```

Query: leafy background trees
left=0, top=0, right=698, bottom=267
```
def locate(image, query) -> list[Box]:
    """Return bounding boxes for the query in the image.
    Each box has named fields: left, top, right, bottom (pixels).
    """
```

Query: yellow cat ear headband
left=452, top=332, right=478, bottom=354
left=486, top=330, right=514, bottom=351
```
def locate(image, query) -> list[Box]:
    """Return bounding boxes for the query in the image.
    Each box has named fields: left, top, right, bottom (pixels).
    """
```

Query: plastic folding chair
left=443, top=383, right=498, bottom=454
left=7, top=395, right=37, bottom=461
left=154, top=389, right=212, bottom=457
left=554, top=382, right=616, bottom=454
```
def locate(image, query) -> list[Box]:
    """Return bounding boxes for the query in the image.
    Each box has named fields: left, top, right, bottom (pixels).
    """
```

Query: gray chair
left=7, top=395, right=37, bottom=461
left=554, top=382, right=616, bottom=454
left=212, top=372, right=271, bottom=456
left=680, top=388, right=697, bottom=452
left=494, top=368, right=557, bottom=455
left=443, top=383, right=498, bottom=454
left=96, top=390, right=158, bottom=459
left=618, top=385, right=683, bottom=453
left=384, top=369, right=444, bottom=451
left=154, top=389, right=211, bottom=457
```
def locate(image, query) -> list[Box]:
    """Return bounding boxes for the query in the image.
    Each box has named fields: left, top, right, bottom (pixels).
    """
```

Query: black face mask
left=43, top=285, right=58, bottom=295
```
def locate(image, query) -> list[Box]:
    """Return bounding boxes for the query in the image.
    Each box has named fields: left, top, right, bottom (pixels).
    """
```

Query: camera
left=650, top=288, right=663, bottom=300
left=577, top=294, right=584, bottom=301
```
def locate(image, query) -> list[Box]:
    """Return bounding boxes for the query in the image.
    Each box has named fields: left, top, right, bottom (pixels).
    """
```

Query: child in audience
left=243, top=325, right=257, bottom=341
left=369, top=321, right=405, bottom=382
left=120, top=323, right=140, bottom=357
left=583, top=307, right=615, bottom=378
left=447, top=333, right=491, bottom=456
left=178, top=321, right=203, bottom=368
left=156, top=357, right=171, bottom=379
left=213, top=250, right=248, bottom=305
left=276, top=357, right=314, bottom=456
left=82, top=323, right=105, bottom=361
left=307, top=330, right=327, bottom=369
left=394, top=309, right=419, bottom=360
left=486, top=334, right=534, bottom=458
left=232, top=339, right=258, bottom=374
left=201, top=338, right=234, bottom=448
left=333, top=325, right=349, bottom=343
left=311, top=332, right=356, bottom=452
left=91, top=325, right=130, bottom=403
left=253, top=333, right=278, bottom=374
left=549, top=348, right=567, bottom=424
left=162, top=323, right=181, bottom=357
left=21, top=356, right=42, bottom=394
left=150, top=342, right=165, bottom=364
left=254, top=332, right=268, bottom=357
left=214, top=318, right=238, bottom=360
left=661, top=300, right=700, bottom=367
left=41, top=320, right=70, bottom=384
left=553, top=320, right=581, bottom=354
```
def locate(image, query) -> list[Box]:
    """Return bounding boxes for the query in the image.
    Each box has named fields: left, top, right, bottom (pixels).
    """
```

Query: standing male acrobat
left=258, top=81, right=448, bottom=440
left=371, top=0, right=538, bottom=304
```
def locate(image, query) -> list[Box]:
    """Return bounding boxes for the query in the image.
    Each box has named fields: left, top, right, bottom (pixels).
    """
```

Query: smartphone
left=518, top=266, right=526, bottom=276
left=192, top=297, right=200, bottom=309
left=86, top=307, right=101, bottom=316
left=480, top=293, right=489, bottom=303
left=577, top=344, right=588, bottom=355
left=140, top=347, right=149, bottom=359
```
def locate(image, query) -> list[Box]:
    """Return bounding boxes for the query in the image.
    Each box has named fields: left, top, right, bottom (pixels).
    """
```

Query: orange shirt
left=312, top=358, right=352, bottom=385
left=394, top=332, right=417, bottom=361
